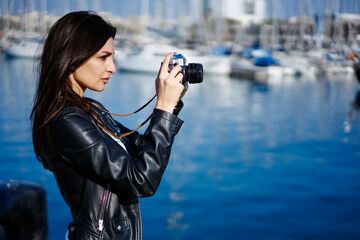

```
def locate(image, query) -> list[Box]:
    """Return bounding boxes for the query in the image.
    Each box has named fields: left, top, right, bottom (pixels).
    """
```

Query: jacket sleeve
left=51, top=107, right=183, bottom=197
left=114, top=100, right=184, bottom=155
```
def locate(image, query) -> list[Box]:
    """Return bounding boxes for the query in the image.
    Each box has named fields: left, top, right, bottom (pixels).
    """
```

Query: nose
left=108, top=57, right=116, bottom=74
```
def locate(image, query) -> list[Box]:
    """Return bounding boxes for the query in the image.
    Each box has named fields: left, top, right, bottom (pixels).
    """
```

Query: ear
left=68, top=72, right=75, bottom=82
left=68, top=73, right=84, bottom=97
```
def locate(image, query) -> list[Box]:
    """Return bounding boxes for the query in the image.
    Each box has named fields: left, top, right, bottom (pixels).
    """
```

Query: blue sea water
left=0, top=55, right=360, bottom=240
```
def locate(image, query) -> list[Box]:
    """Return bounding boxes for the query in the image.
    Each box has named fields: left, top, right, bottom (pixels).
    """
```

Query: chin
left=90, top=87, right=105, bottom=92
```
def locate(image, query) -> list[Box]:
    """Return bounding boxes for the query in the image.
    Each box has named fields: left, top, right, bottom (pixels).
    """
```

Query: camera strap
left=88, top=94, right=157, bottom=139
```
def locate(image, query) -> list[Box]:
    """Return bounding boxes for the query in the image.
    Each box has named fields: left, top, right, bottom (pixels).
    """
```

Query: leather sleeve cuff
left=152, top=108, right=184, bottom=134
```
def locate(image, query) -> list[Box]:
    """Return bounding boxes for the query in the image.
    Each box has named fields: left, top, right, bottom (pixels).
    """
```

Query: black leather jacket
left=43, top=98, right=183, bottom=239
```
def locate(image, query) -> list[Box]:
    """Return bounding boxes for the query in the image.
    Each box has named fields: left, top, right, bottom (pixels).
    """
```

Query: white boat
left=116, top=43, right=174, bottom=73
left=274, top=52, right=319, bottom=80
left=116, top=43, right=232, bottom=75
left=230, top=57, right=268, bottom=82
left=325, top=53, right=355, bottom=80
left=325, top=63, right=355, bottom=81
left=5, top=40, right=42, bottom=59
left=194, top=54, right=232, bottom=75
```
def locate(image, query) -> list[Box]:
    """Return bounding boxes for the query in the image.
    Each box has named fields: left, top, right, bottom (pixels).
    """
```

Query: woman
left=31, top=11, right=186, bottom=240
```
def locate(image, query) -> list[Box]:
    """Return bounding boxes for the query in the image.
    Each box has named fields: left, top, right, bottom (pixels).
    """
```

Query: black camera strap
left=88, top=94, right=156, bottom=139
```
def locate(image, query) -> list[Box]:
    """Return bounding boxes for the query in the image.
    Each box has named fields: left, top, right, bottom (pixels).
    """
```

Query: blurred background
left=1, top=0, right=360, bottom=239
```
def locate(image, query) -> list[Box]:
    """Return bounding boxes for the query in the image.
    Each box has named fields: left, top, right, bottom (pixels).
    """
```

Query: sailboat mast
left=140, top=0, right=149, bottom=35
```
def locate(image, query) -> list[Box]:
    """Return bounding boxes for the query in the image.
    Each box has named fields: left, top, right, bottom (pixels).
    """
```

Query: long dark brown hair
left=30, top=11, right=116, bottom=167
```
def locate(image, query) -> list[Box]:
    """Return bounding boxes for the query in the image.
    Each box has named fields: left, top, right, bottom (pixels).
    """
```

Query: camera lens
left=185, top=63, right=203, bottom=84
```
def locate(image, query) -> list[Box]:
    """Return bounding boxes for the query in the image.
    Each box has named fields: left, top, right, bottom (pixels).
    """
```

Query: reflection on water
left=1, top=56, right=360, bottom=240
left=0, top=58, right=37, bottom=160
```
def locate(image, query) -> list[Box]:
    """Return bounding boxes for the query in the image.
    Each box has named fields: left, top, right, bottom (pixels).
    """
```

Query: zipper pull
left=98, top=185, right=110, bottom=232
left=99, top=219, right=104, bottom=231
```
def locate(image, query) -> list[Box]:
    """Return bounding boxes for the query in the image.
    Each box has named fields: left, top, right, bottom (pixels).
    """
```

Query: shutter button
left=117, top=225, right=121, bottom=231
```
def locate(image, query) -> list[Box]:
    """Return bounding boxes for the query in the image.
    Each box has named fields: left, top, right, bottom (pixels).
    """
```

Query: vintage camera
left=169, top=52, right=203, bottom=84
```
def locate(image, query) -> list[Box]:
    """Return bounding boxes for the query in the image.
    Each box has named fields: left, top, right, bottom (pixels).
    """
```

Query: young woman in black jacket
left=31, top=11, right=186, bottom=240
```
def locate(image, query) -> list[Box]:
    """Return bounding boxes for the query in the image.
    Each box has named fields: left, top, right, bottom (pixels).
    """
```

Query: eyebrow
left=99, top=51, right=114, bottom=55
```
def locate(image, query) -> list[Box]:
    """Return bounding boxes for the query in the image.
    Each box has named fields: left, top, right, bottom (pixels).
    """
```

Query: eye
left=99, top=55, right=108, bottom=60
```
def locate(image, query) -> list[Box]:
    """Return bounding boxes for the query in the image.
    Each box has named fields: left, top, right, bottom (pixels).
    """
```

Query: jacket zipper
left=98, top=185, right=110, bottom=232
left=138, top=203, right=142, bottom=239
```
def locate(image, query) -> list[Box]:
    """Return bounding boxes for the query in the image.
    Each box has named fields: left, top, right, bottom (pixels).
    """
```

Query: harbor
left=1, top=0, right=360, bottom=239
left=1, top=0, right=360, bottom=82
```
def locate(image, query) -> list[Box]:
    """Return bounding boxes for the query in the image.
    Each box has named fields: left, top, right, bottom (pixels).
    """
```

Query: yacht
left=5, top=40, right=42, bottom=59
left=116, top=43, right=232, bottom=75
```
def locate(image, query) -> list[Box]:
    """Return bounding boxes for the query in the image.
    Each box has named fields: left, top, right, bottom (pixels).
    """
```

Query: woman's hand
left=155, top=53, right=187, bottom=113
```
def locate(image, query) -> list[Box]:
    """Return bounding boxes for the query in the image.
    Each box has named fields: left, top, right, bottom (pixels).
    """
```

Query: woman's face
left=69, top=37, right=116, bottom=97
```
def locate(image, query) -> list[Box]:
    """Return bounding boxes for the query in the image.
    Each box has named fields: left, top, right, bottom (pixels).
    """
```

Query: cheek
left=83, top=63, right=103, bottom=78
left=74, top=64, right=99, bottom=85
left=73, top=68, right=90, bottom=86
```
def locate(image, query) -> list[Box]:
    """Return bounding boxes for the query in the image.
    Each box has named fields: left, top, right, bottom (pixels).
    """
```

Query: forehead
left=98, top=38, right=114, bottom=52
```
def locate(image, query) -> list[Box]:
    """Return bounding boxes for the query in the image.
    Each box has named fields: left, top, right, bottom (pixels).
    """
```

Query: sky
left=1, top=0, right=360, bottom=19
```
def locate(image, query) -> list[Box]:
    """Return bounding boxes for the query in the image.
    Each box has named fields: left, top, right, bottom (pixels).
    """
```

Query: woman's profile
left=31, top=11, right=186, bottom=240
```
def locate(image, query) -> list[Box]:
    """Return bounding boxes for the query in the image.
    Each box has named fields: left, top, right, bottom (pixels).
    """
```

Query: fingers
left=169, top=65, right=183, bottom=82
left=158, top=52, right=184, bottom=84
left=160, top=53, right=182, bottom=79
left=179, top=82, right=188, bottom=100
left=159, top=52, right=174, bottom=76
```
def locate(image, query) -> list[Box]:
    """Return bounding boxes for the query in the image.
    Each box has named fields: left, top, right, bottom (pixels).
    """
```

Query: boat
left=274, top=52, right=319, bottom=80
left=3, top=0, right=45, bottom=59
left=311, top=50, right=356, bottom=81
left=230, top=57, right=268, bottom=82
left=230, top=50, right=308, bottom=82
left=5, top=40, right=42, bottom=59
left=116, top=43, right=232, bottom=75
left=116, top=43, right=178, bottom=73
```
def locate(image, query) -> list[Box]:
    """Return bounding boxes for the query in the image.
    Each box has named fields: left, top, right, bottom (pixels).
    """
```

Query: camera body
left=169, top=53, right=203, bottom=84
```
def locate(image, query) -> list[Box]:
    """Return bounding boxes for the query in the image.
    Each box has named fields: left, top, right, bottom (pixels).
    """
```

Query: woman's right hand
left=155, top=53, right=186, bottom=113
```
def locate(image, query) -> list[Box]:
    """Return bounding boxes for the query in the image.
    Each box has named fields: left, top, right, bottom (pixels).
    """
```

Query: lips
left=102, top=77, right=110, bottom=84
